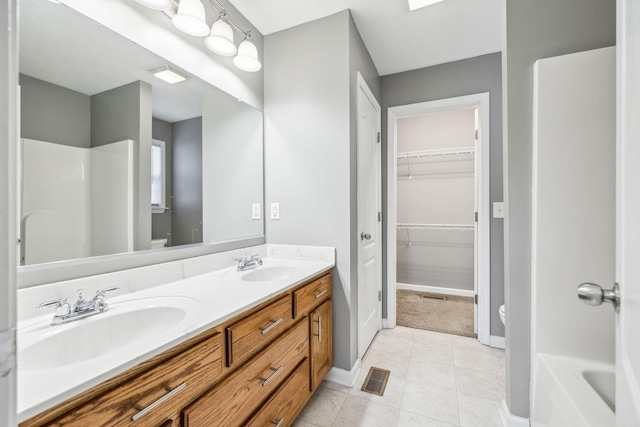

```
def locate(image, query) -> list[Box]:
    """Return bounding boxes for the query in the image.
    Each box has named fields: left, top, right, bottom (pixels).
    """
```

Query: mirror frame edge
left=17, top=236, right=265, bottom=289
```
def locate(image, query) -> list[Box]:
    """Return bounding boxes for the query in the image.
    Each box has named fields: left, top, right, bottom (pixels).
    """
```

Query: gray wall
left=502, top=0, right=615, bottom=418
left=202, top=91, right=263, bottom=243
left=151, top=118, right=173, bottom=244
left=172, top=117, right=203, bottom=246
left=265, top=10, right=380, bottom=372
left=19, top=74, right=90, bottom=147
left=91, top=80, right=152, bottom=251
left=381, top=53, right=504, bottom=337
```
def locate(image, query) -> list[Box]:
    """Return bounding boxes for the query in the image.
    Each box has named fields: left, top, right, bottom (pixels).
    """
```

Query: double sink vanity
left=17, top=245, right=335, bottom=426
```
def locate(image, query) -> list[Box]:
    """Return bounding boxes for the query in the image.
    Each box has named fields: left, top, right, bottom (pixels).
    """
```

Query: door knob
left=577, top=282, right=619, bottom=312
left=360, top=232, right=371, bottom=241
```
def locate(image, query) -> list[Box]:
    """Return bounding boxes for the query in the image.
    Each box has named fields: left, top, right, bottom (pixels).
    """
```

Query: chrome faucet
left=235, top=254, right=263, bottom=271
left=37, top=287, right=119, bottom=325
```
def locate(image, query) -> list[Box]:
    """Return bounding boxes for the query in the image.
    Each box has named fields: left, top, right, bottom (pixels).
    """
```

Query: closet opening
left=386, top=93, right=491, bottom=345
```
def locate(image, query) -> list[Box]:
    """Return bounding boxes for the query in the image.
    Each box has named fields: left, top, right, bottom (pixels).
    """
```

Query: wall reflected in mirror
left=19, top=0, right=264, bottom=266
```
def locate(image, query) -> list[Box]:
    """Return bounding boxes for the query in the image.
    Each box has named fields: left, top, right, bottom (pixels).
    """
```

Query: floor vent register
left=361, top=367, right=390, bottom=396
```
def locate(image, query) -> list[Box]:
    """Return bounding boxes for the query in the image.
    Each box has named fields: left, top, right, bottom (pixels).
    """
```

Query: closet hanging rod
left=397, top=146, right=476, bottom=160
left=397, top=223, right=475, bottom=231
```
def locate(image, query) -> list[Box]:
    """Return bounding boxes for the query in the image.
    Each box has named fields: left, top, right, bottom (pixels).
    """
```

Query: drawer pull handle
left=132, top=383, right=186, bottom=422
left=260, top=318, right=283, bottom=335
left=272, top=418, right=285, bottom=427
left=314, top=316, right=322, bottom=342
left=259, top=365, right=284, bottom=387
left=314, top=289, right=328, bottom=299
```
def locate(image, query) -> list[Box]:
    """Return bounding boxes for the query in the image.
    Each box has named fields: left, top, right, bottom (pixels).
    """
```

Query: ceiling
left=227, top=0, right=502, bottom=76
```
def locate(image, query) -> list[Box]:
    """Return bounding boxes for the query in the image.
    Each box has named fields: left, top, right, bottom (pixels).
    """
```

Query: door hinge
left=475, top=129, right=478, bottom=140
left=378, top=211, right=382, bottom=222
left=0, top=328, right=16, bottom=378
left=475, top=212, right=478, bottom=222
left=378, top=290, right=382, bottom=302
left=377, top=132, right=381, bottom=143
left=474, top=294, right=478, bottom=305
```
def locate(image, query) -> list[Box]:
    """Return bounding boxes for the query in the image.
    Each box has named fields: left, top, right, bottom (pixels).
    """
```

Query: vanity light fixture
left=134, top=0, right=262, bottom=72
left=407, top=0, right=445, bottom=11
left=150, top=64, right=188, bottom=84
left=205, top=12, right=237, bottom=56
left=233, top=32, right=261, bottom=72
left=172, top=0, right=210, bottom=36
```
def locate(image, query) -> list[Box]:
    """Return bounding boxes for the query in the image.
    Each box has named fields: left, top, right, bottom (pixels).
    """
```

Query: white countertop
left=17, top=247, right=334, bottom=422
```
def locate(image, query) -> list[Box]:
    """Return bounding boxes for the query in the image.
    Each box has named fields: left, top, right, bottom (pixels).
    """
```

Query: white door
left=357, top=73, right=382, bottom=358
left=616, top=0, right=640, bottom=423
left=0, top=0, right=18, bottom=425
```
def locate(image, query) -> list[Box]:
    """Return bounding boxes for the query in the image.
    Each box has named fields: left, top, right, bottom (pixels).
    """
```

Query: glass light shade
left=205, top=18, right=237, bottom=56
left=134, top=0, right=172, bottom=10
left=233, top=39, right=261, bottom=72
left=172, top=0, right=209, bottom=37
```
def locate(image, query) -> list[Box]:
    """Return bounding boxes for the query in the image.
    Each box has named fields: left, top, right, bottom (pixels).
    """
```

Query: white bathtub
left=531, top=354, right=615, bottom=427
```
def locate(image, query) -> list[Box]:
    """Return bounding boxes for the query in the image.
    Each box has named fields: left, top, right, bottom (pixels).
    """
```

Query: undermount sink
left=18, top=296, right=201, bottom=372
left=240, top=265, right=301, bottom=282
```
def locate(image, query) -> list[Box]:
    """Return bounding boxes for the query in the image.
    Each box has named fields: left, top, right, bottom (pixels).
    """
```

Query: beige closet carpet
left=396, top=289, right=475, bottom=338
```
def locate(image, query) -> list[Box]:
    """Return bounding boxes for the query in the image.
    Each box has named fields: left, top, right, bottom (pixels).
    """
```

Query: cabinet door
left=309, top=300, right=332, bottom=392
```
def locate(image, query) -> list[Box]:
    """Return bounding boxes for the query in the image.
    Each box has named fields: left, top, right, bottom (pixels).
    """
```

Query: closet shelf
left=396, top=146, right=475, bottom=160
left=397, top=223, right=475, bottom=231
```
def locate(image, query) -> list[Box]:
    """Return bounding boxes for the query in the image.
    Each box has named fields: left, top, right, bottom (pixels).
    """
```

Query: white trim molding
left=500, top=400, right=530, bottom=427
left=386, top=92, right=492, bottom=345
left=490, top=335, right=506, bottom=349
left=325, top=359, right=361, bottom=388
left=396, top=282, right=475, bottom=298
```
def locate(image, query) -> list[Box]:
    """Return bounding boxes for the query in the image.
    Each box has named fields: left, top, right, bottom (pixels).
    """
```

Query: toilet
left=499, top=304, right=506, bottom=325
left=151, top=238, right=168, bottom=249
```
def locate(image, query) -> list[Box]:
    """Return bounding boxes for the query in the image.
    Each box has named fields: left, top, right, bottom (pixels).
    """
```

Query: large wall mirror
left=18, top=0, right=264, bottom=279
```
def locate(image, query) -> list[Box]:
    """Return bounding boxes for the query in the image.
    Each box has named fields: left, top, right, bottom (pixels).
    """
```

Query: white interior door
left=357, top=73, right=382, bottom=358
left=616, top=0, right=640, bottom=423
left=0, top=0, right=18, bottom=424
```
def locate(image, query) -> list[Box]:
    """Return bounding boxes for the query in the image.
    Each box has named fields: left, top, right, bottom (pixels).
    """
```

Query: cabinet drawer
left=52, top=333, right=223, bottom=427
left=245, top=359, right=311, bottom=427
left=226, top=295, right=294, bottom=367
left=183, top=318, right=309, bottom=427
left=293, top=272, right=331, bottom=319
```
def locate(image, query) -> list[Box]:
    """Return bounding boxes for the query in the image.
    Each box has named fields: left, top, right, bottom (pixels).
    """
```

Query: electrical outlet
left=252, top=203, right=261, bottom=220
left=270, top=202, right=280, bottom=220
left=493, top=202, right=504, bottom=218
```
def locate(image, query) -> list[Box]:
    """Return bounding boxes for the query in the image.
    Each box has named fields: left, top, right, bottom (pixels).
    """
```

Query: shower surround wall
left=396, top=109, right=475, bottom=292
left=21, top=138, right=134, bottom=264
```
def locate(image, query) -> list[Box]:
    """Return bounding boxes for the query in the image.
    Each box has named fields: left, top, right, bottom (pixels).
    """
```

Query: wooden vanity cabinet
left=310, top=299, right=333, bottom=392
left=21, top=270, right=333, bottom=427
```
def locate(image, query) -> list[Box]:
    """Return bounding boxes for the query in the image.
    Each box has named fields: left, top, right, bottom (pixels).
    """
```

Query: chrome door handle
left=314, top=316, right=322, bottom=342
left=360, top=232, right=371, bottom=241
left=577, top=282, right=620, bottom=312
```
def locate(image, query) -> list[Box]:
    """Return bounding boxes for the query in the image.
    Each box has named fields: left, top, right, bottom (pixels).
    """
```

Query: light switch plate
left=270, top=202, right=280, bottom=220
left=252, top=203, right=261, bottom=220
left=493, top=202, right=504, bottom=218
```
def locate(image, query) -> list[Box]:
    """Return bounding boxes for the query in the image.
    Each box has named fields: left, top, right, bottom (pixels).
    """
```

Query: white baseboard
left=396, top=282, right=475, bottom=298
left=490, top=335, right=506, bottom=349
left=325, top=359, right=361, bottom=388
left=500, top=400, right=530, bottom=427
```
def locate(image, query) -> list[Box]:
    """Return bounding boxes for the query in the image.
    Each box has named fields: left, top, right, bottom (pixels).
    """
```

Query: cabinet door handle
left=131, top=383, right=186, bottom=422
left=272, top=418, right=284, bottom=427
left=314, top=289, right=328, bottom=299
left=260, top=318, right=283, bottom=335
left=313, top=316, right=322, bottom=342
left=259, top=365, right=284, bottom=387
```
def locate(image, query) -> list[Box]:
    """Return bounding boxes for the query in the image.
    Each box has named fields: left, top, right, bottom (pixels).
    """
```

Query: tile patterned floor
left=294, top=327, right=506, bottom=427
